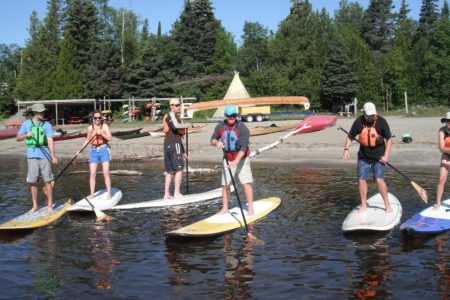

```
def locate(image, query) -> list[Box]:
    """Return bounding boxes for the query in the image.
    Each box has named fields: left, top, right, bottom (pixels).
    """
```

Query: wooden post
left=55, top=102, right=58, bottom=125
left=404, top=91, right=408, bottom=114
left=354, top=98, right=358, bottom=115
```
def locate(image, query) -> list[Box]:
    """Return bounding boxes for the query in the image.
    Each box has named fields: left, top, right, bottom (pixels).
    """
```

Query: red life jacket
left=358, top=117, right=382, bottom=148
left=90, top=123, right=107, bottom=146
left=444, top=128, right=450, bottom=148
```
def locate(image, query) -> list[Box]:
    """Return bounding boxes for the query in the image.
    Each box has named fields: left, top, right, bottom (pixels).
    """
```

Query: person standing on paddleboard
left=434, top=112, right=450, bottom=210
left=343, top=102, right=393, bottom=214
left=211, top=104, right=255, bottom=216
left=78, top=110, right=113, bottom=200
left=163, top=98, right=191, bottom=199
left=16, top=103, right=57, bottom=213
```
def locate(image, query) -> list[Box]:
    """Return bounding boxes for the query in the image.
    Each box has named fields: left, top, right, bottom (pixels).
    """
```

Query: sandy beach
left=0, top=116, right=444, bottom=169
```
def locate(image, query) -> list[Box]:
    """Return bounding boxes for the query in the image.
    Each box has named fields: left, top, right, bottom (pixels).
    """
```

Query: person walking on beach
left=434, top=112, right=450, bottom=210
left=16, top=103, right=57, bottom=213
left=211, top=104, right=254, bottom=216
left=79, top=110, right=113, bottom=200
left=343, top=102, right=393, bottom=213
left=163, top=98, right=191, bottom=199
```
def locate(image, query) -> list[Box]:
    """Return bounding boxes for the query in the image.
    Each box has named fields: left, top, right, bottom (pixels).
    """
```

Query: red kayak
left=0, top=128, right=19, bottom=140
left=294, top=116, right=337, bottom=135
left=53, top=132, right=87, bottom=141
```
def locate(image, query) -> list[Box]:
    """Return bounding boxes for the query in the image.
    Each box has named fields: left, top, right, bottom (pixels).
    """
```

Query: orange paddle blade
left=411, top=181, right=429, bottom=204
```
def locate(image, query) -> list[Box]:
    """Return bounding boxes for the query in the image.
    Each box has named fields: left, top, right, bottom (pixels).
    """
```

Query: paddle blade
left=42, top=180, right=55, bottom=198
left=411, top=181, right=429, bottom=204
left=94, top=209, right=114, bottom=223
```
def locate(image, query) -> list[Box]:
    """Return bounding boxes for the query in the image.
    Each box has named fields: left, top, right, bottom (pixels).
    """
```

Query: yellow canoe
left=167, top=197, right=281, bottom=237
left=0, top=199, right=73, bottom=230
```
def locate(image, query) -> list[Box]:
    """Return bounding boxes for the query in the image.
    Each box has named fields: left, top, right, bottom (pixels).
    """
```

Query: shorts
left=89, top=145, right=111, bottom=164
left=164, top=142, right=184, bottom=173
left=222, top=157, right=253, bottom=185
left=27, top=158, right=53, bottom=183
left=357, top=159, right=385, bottom=181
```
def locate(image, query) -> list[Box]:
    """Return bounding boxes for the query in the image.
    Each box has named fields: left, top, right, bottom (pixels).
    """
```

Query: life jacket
left=25, top=120, right=48, bottom=148
left=220, top=123, right=241, bottom=152
left=90, top=123, right=107, bottom=146
left=444, top=127, right=450, bottom=148
left=163, top=113, right=186, bottom=135
left=358, top=116, right=383, bottom=148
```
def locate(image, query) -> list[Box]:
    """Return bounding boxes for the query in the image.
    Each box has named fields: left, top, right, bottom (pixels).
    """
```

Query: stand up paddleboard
left=342, top=193, right=402, bottom=232
left=400, top=199, right=450, bottom=235
left=0, top=199, right=73, bottom=230
left=167, top=197, right=281, bottom=237
left=69, top=187, right=122, bottom=211
left=111, top=187, right=231, bottom=210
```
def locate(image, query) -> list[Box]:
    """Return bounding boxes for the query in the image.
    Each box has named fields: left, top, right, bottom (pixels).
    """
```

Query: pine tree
left=397, top=0, right=410, bottom=22
left=157, top=21, right=162, bottom=38
left=442, top=0, right=449, bottom=19
left=238, top=22, right=270, bottom=75
left=210, top=26, right=237, bottom=74
left=362, top=0, right=395, bottom=53
left=335, top=0, right=365, bottom=30
left=417, top=0, right=439, bottom=39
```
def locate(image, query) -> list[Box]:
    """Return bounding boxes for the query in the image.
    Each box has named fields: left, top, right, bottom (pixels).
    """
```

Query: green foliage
left=238, top=22, right=270, bottom=75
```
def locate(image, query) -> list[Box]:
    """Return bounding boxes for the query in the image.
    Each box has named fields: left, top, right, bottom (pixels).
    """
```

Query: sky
left=0, top=0, right=446, bottom=47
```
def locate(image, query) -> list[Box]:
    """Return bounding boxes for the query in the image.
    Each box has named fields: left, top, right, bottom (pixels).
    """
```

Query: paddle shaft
left=339, top=127, right=414, bottom=182
left=186, top=128, right=189, bottom=193
left=223, top=153, right=250, bottom=233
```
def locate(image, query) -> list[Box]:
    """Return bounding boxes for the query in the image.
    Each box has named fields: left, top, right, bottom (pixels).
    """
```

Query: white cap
left=441, top=112, right=450, bottom=123
left=363, top=102, right=377, bottom=115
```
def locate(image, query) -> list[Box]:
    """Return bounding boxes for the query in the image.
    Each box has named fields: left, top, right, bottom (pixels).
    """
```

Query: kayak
left=0, top=128, right=19, bottom=140
left=342, top=193, right=402, bottom=232
left=111, top=187, right=230, bottom=210
left=250, top=123, right=297, bottom=136
left=69, top=187, right=122, bottom=211
left=167, top=197, right=281, bottom=237
left=112, top=128, right=143, bottom=137
left=53, top=132, right=87, bottom=141
left=294, top=115, right=337, bottom=135
left=400, top=199, right=450, bottom=235
left=0, top=199, right=73, bottom=230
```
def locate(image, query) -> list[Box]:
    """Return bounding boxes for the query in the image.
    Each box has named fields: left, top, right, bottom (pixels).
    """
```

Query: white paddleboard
left=69, top=187, right=122, bottom=211
left=111, top=187, right=232, bottom=210
left=342, top=193, right=402, bottom=232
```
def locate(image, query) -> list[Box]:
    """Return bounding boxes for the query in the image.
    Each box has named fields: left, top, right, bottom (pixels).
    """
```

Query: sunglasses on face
left=93, top=116, right=102, bottom=120
left=171, top=104, right=180, bottom=107
left=225, top=114, right=237, bottom=119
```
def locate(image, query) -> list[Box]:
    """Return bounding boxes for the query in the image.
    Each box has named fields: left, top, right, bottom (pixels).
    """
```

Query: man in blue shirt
left=16, top=103, right=57, bottom=213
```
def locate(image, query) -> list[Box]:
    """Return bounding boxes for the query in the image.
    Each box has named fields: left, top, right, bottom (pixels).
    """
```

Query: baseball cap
left=363, top=102, right=377, bottom=115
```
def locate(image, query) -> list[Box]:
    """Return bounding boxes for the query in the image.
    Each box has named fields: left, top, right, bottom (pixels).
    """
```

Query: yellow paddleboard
left=0, top=199, right=73, bottom=230
left=167, top=197, right=281, bottom=237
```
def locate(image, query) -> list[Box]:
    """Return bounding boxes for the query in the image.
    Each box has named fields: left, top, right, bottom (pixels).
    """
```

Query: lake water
left=0, top=158, right=448, bottom=299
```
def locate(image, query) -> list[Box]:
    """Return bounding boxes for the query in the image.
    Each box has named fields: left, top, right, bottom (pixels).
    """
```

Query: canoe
left=116, top=131, right=150, bottom=140
left=0, top=128, right=19, bottom=140
left=167, top=197, right=281, bottom=237
left=112, top=128, right=143, bottom=137
left=294, top=116, right=337, bottom=135
left=118, top=124, right=207, bottom=140
left=69, top=187, right=122, bottom=211
left=342, top=193, right=402, bottom=232
left=0, top=199, right=73, bottom=230
left=250, top=123, right=297, bottom=136
left=111, top=187, right=230, bottom=210
left=54, top=132, right=87, bottom=141
left=400, top=199, right=450, bottom=235
left=186, top=96, right=310, bottom=118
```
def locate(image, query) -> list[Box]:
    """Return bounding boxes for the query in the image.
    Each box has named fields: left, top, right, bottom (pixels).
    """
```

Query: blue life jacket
left=220, top=123, right=241, bottom=152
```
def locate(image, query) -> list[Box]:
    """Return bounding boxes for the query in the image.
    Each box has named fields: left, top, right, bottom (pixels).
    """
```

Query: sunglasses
left=171, top=104, right=180, bottom=107
left=93, top=117, right=102, bottom=120
left=225, top=114, right=237, bottom=118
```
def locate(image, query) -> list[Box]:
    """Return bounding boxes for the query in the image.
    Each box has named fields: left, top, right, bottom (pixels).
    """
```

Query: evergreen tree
left=41, top=0, right=61, bottom=64
left=320, top=37, right=357, bottom=111
left=397, top=0, right=410, bottom=22
left=362, top=0, right=395, bottom=53
left=157, top=21, right=162, bottom=38
left=417, top=0, right=439, bottom=39
left=210, top=26, right=237, bottom=74
left=238, top=22, right=270, bottom=75
left=0, top=44, right=21, bottom=114
left=335, top=0, right=365, bottom=30
left=442, top=0, right=449, bottom=19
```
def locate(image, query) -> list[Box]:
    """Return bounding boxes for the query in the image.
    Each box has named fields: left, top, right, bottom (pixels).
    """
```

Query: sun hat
left=169, top=98, right=180, bottom=105
left=363, top=102, right=377, bottom=115
left=30, top=103, right=46, bottom=113
left=440, top=112, right=450, bottom=123
left=224, top=105, right=238, bottom=116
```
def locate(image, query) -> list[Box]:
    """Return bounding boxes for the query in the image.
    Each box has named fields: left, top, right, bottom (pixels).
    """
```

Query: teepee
left=211, top=71, right=250, bottom=119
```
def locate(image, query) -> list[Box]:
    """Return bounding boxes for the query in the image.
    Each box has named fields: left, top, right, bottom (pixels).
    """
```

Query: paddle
left=338, top=126, right=429, bottom=204
left=186, top=128, right=189, bottom=193
left=223, top=152, right=261, bottom=243
left=35, top=138, right=113, bottom=222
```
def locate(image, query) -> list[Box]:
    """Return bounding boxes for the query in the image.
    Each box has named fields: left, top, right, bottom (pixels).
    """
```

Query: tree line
left=0, top=0, right=449, bottom=116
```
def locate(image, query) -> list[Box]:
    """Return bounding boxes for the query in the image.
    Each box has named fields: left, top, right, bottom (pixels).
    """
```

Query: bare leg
left=173, top=170, right=184, bottom=198
left=102, top=161, right=112, bottom=199
left=44, top=181, right=53, bottom=212
left=218, top=185, right=230, bottom=214
left=89, top=163, right=98, bottom=199
left=376, top=178, right=393, bottom=213
left=164, top=173, right=174, bottom=200
left=435, top=162, right=449, bottom=210
left=242, top=183, right=254, bottom=215
left=358, top=179, right=368, bottom=213
left=30, top=183, right=38, bottom=213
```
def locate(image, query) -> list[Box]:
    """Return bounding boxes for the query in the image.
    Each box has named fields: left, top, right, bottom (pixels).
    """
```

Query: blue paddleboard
left=400, top=199, right=450, bottom=235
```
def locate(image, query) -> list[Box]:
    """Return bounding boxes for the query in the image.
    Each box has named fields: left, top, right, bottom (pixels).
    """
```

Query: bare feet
left=385, top=206, right=393, bottom=213
left=247, top=208, right=255, bottom=216
left=217, top=208, right=228, bottom=215
left=47, top=206, right=53, bottom=214
left=29, top=206, right=38, bottom=213
left=357, top=206, right=368, bottom=214
left=173, top=193, right=184, bottom=199
left=433, top=205, right=441, bottom=211
left=106, top=193, right=112, bottom=200
left=163, top=194, right=173, bottom=200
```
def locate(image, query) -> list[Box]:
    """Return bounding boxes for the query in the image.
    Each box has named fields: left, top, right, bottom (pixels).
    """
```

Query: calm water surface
left=0, top=158, right=448, bottom=299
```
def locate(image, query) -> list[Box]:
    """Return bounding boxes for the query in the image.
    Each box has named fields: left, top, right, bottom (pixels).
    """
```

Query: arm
left=343, top=119, right=360, bottom=160
left=211, top=124, right=224, bottom=148
left=100, top=124, right=112, bottom=142
left=380, top=138, right=392, bottom=164
left=343, top=136, right=352, bottom=160
left=16, top=121, right=32, bottom=141
left=169, top=112, right=190, bottom=129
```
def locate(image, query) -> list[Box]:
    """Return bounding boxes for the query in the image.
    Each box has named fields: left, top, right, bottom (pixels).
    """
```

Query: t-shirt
left=211, top=121, right=250, bottom=161
left=163, top=112, right=187, bottom=150
left=348, top=115, right=392, bottom=162
left=18, top=119, right=54, bottom=159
